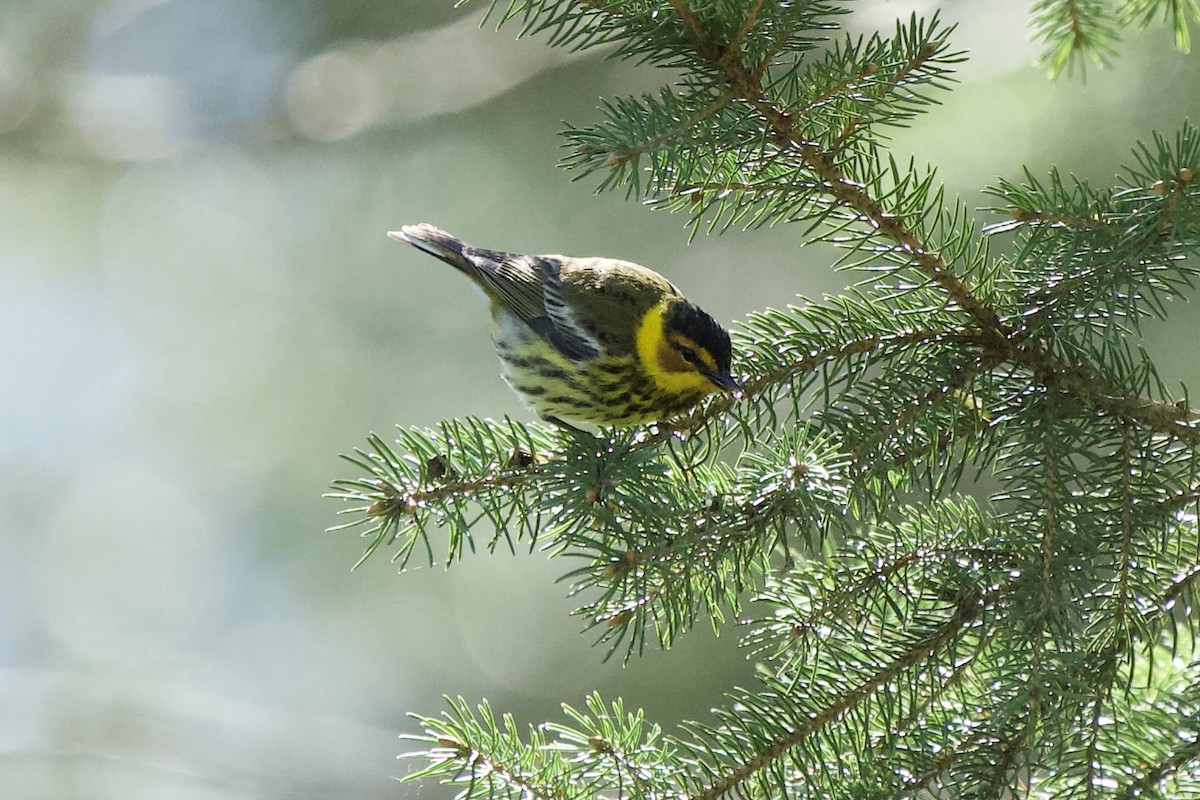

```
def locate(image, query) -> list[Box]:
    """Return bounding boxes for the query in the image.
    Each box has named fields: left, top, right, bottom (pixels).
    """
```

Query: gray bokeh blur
left=1, top=1, right=1197, bottom=797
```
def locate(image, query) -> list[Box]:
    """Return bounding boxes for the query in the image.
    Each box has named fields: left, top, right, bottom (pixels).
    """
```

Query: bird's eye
left=678, top=346, right=699, bottom=365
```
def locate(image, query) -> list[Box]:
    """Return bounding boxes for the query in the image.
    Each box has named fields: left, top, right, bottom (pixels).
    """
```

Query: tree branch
left=692, top=590, right=984, bottom=800
left=656, top=0, right=1200, bottom=445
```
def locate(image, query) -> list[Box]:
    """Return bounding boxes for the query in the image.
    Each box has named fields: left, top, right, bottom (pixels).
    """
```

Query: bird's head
left=636, top=296, right=738, bottom=399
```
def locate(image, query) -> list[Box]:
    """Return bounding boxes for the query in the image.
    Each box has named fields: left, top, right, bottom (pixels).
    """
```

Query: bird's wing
left=471, top=255, right=548, bottom=325
left=467, top=253, right=601, bottom=362
left=536, top=258, right=603, bottom=361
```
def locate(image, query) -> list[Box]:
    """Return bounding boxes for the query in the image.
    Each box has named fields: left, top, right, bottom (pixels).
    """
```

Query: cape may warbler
left=388, top=224, right=737, bottom=427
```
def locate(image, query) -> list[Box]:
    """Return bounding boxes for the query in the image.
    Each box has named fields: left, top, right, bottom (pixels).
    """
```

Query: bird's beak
left=706, top=369, right=741, bottom=393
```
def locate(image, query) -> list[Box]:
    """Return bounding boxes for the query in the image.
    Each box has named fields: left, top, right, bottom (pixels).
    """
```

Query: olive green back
left=552, top=258, right=678, bottom=355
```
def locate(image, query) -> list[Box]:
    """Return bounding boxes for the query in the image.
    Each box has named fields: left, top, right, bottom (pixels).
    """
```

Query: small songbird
left=388, top=224, right=738, bottom=427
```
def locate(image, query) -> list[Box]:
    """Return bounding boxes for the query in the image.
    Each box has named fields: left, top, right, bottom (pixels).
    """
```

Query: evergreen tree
left=330, top=1, right=1200, bottom=797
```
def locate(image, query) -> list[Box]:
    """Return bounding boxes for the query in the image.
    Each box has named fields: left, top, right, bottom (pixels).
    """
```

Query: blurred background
left=1, top=1, right=1197, bottom=797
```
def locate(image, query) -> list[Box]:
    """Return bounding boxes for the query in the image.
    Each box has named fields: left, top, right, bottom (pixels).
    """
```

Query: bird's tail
left=387, top=223, right=476, bottom=274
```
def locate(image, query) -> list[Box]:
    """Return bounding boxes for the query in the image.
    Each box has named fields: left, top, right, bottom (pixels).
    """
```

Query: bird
left=388, top=223, right=738, bottom=428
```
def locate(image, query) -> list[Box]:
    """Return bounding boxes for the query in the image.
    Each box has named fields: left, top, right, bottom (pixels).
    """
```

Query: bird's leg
left=544, top=416, right=591, bottom=437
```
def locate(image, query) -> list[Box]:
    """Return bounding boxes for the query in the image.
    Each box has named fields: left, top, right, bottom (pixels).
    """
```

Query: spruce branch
left=564, top=1, right=1200, bottom=444
left=860, top=623, right=1002, bottom=800
left=1030, top=0, right=1121, bottom=76
left=1114, top=418, right=1137, bottom=644
left=689, top=587, right=986, bottom=800
left=330, top=2, right=1200, bottom=796
left=1119, top=736, right=1200, bottom=800
left=1125, top=0, right=1200, bottom=52
left=402, top=697, right=580, bottom=800
left=1031, top=0, right=1200, bottom=76
left=564, top=426, right=851, bottom=659
left=548, top=695, right=678, bottom=798
left=643, top=7, right=988, bottom=322
left=327, top=418, right=559, bottom=567
left=1081, top=686, right=1109, bottom=800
